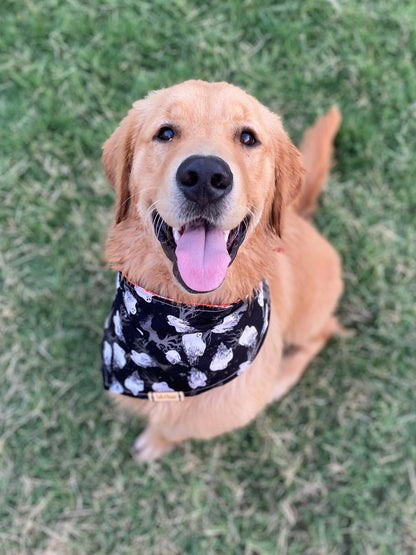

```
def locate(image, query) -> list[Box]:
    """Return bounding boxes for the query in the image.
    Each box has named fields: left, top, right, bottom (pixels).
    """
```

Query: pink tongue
left=175, top=224, right=231, bottom=292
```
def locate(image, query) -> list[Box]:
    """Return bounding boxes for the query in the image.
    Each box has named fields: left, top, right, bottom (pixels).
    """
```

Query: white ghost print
left=261, top=303, right=269, bottom=337
left=239, top=325, right=258, bottom=347
left=109, top=379, right=124, bottom=394
left=188, top=370, right=207, bottom=389
left=131, top=350, right=156, bottom=367
left=113, top=343, right=126, bottom=368
left=134, top=285, right=153, bottom=303
left=212, top=312, right=243, bottom=334
left=237, top=361, right=252, bottom=375
left=152, top=381, right=174, bottom=392
left=124, top=371, right=144, bottom=396
left=210, top=343, right=233, bottom=371
left=167, top=315, right=194, bottom=333
left=182, top=333, right=206, bottom=364
left=113, top=310, right=125, bottom=341
left=104, top=313, right=111, bottom=329
left=102, top=341, right=112, bottom=367
left=123, top=289, right=137, bottom=314
left=165, top=350, right=182, bottom=364
left=257, top=284, right=264, bottom=307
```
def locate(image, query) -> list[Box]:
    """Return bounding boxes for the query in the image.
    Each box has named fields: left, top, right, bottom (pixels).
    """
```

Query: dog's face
left=103, top=80, right=303, bottom=294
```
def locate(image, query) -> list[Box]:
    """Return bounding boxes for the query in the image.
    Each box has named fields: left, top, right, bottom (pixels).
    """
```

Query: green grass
left=1, top=0, right=416, bottom=553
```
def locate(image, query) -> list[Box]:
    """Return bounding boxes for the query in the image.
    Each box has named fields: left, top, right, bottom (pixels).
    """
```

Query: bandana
left=101, top=274, right=270, bottom=401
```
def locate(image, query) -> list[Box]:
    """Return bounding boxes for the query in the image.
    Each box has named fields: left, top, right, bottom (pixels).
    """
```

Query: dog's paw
left=132, top=428, right=175, bottom=463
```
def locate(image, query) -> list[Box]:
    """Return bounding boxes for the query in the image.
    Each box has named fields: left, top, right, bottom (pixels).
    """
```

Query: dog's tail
left=295, top=107, right=342, bottom=218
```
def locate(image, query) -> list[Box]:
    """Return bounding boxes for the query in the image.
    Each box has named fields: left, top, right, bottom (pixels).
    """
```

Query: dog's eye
left=240, top=129, right=258, bottom=147
left=155, top=126, right=175, bottom=142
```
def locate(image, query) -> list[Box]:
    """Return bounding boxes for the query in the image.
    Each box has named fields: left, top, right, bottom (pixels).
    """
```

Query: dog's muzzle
left=152, top=155, right=250, bottom=294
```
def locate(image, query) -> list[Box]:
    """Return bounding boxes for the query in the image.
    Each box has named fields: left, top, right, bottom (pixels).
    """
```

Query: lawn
left=1, top=0, right=415, bottom=553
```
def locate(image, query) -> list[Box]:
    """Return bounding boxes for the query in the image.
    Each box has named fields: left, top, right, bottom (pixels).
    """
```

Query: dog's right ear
left=102, top=102, right=142, bottom=224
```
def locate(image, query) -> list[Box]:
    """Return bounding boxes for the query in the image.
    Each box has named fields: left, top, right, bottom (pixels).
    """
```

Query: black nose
left=176, top=155, right=233, bottom=206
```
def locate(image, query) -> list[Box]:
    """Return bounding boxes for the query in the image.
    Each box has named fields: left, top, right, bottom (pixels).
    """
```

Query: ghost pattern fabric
left=101, top=274, right=270, bottom=399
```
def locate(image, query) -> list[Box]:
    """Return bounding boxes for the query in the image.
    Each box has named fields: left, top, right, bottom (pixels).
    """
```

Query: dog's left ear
left=102, top=101, right=143, bottom=224
left=269, top=128, right=305, bottom=237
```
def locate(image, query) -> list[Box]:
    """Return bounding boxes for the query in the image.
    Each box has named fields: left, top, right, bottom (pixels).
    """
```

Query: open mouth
left=152, top=211, right=250, bottom=293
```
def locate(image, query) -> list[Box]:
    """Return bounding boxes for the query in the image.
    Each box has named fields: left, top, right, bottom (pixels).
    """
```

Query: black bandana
left=101, top=274, right=270, bottom=401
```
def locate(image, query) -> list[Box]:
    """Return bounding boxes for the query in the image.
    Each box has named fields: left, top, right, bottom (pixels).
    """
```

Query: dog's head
left=103, top=80, right=304, bottom=294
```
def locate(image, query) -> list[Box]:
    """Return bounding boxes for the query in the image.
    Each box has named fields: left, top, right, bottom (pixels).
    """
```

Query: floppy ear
left=102, top=102, right=142, bottom=224
left=269, top=130, right=305, bottom=237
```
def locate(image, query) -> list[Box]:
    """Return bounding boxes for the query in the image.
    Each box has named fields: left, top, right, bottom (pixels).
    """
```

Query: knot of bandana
left=101, top=274, right=270, bottom=399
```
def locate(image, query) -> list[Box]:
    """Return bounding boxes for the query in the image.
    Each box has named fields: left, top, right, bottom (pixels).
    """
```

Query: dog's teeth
left=224, top=231, right=230, bottom=243
left=173, top=228, right=181, bottom=243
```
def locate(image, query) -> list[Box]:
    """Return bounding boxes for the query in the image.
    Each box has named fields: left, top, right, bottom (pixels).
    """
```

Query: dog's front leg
left=132, top=426, right=178, bottom=463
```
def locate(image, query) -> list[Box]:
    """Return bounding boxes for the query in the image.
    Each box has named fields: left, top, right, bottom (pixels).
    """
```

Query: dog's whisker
left=155, top=213, right=164, bottom=239
left=119, top=191, right=139, bottom=211
left=146, top=199, right=163, bottom=218
left=154, top=213, right=161, bottom=234
left=246, top=203, right=257, bottom=221
left=158, top=216, right=166, bottom=238
left=137, top=187, right=159, bottom=195
left=120, top=188, right=160, bottom=213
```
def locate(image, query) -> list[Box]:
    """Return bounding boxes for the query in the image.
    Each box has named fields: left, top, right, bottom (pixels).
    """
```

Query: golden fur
left=102, top=80, right=343, bottom=462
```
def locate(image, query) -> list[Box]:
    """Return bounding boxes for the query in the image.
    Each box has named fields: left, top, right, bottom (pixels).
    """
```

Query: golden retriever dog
left=102, top=80, right=343, bottom=462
